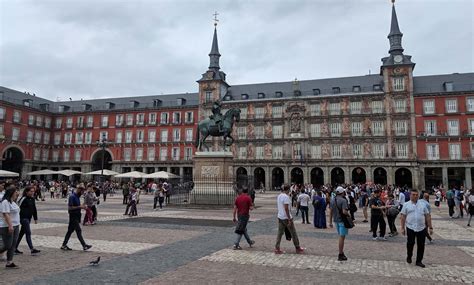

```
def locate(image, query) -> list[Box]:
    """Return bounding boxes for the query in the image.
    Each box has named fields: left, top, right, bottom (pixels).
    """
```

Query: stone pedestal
left=192, top=151, right=235, bottom=205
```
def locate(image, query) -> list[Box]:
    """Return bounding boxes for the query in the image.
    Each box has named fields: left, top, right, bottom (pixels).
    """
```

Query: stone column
left=285, top=166, right=290, bottom=184
left=366, top=166, right=372, bottom=183
left=418, top=167, right=426, bottom=191
left=387, top=166, right=394, bottom=185
left=344, top=166, right=351, bottom=184
left=442, top=167, right=448, bottom=188
left=465, top=167, right=472, bottom=189
left=265, top=166, right=271, bottom=190
left=413, top=167, right=421, bottom=191
left=324, top=166, right=330, bottom=186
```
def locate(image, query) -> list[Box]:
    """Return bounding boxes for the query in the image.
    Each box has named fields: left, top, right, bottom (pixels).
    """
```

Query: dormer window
left=130, top=101, right=139, bottom=108
left=312, top=89, right=320, bottom=95
left=444, top=82, right=454, bottom=92
left=294, top=90, right=301, bottom=97
left=23, top=99, right=32, bottom=107
left=177, top=98, right=186, bottom=106
left=58, top=105, right=70, bottom=112
left=332, top=87, right=340, bottom=94
left=241, top=94, right=249, bottom=100
left=105, top=102, right=115, bottom=110
left=39, top=103, right=49, bottom=112
left=257, top=93, right=265, bottom=99
left=275, top=91, right=283, bottom=98
left=352, top=86, right=361, bottom=92
left=153, top=99, right=162, bottom=107
left=373, top=84, right=382, bottom=91
left=83, top=103, right=92, bottom=111
left=223, top=95, right=233, bottom=101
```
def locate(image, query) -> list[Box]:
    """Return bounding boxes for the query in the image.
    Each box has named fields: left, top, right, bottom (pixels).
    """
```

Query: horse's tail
left=195, top=123, right=200, bottom=149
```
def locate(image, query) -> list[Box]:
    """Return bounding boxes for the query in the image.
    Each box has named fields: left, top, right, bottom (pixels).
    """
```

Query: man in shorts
left=329, top=186, right=350, bottom=261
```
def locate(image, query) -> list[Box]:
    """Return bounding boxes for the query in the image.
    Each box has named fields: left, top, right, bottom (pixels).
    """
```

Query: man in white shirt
left=297, top=190, right=311, bottom=224
left=400, top=189, right=433, bottom=268
left=398, top=190, right=406, bottom=209
left=275, top=185, right=304, bottom=255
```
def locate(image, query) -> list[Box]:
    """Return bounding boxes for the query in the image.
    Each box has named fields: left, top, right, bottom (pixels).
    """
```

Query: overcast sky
left=0, top=0, right=472, bottom=101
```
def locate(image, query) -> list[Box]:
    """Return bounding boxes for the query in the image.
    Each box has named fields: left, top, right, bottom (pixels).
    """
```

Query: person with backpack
left=329, top=186, right=351, bottom=261
left=385, top=193, right=399, bottom=237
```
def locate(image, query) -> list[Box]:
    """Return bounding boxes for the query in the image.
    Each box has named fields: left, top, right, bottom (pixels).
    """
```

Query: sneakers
left=249, top=240, right=255, bottom=248
left=274, top=248, right=284, bottom=254
left=233, top=245, right=242, bottom=250
left=388, top=233, right=394, bottom=237
left=83, top=245, right=92, bottom=251
left=295, top=247, right=305, bottom=254
left=14, top=249, right=23, bottom=255
left=61, top=245, right=72, bottom=251
left=362, top=220, right=368, bottom=223
left=379, top=237, right=388, bottom=241
left=372, top=237, right=378, bottom=241
left=5, top=263, right=19, bottom=269
left=338, top=253, right=348, bottom=261
left=31, top=249, right=41, bottom=255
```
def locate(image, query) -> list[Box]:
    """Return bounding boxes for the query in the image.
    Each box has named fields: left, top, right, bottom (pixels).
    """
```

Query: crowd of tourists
left=233, top=181, right=473, bottom=268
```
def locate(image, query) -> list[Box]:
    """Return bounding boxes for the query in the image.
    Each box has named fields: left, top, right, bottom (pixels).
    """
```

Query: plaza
left=2, top=193, right=473, bottom=284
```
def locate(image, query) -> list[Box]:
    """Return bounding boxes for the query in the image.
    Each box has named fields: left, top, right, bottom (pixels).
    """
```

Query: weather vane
left=213, top=11, right=219, bottom=27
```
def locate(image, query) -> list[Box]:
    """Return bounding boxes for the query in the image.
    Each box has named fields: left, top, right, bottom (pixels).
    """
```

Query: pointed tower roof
left=208, top=27, right=221, bottom=70
left=388, top=3, right=402, bottom=37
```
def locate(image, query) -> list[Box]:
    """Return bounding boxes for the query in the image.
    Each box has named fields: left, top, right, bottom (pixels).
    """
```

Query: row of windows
left=423, top=97, right=474, bottom=114
left=423, top=119, right=474, bottom=136
left=425, top=143, right=470, bottom=160
left=32, top=147, right=194, bottom=162
left=58, top=129, right=194, bottom=145
left=221, top=81, right=394, bottom=101
left=237, top=143, right=408, bottom=160
left=54, top=111, right=194, bottom=129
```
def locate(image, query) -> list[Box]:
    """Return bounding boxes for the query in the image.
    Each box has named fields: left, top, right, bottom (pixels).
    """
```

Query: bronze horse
left=195, top=108, right=241, bottom=151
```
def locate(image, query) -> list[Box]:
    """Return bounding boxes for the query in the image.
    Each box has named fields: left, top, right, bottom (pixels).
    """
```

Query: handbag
left=336, top=198, right=354, bottom=229
left=387, top=206, right=400, bottom=217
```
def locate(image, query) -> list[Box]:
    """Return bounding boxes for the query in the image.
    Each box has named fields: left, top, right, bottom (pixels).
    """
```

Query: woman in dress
left=312, top=190, right=327, bottom=229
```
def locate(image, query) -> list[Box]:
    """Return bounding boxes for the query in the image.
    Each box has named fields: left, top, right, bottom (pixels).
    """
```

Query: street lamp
left=96, top=133, right=108, bottom=184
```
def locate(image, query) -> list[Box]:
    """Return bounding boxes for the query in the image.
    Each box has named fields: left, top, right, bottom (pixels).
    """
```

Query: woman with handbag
left=385, top=194, right=399, bottom=237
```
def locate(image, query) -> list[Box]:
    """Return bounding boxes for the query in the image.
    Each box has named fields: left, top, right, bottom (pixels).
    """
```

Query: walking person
left=419, top=192, right=434, bottom=243
left=370, top=189, right=387, bottom=241
left=60, top=185, right=92, bottom=251
left=385, top=194, right=399, bottom=237
left=232, top=188, right=255, bottom=250
left=153, top=183, right=160, bottom=210
left=274, top=185, right=304, bottom=254
left=312, top=190, right=327, bottom=228
left=297, top=190, right=311, bottom=224
left=83, top=187, right=97, bottom=226
left=446, top=188, right=455, bottom=218
left=329, top=186, right=350, bottom=261
left=360, top=189, right=369, bottom=223
left=122, top=183, right=129, bottom=205
left=434, top=188, right=442, bottom=212
left=15, top=186, right=41, bottom=255
left=0, top=186, right=21, bottom=268
left=128, top=188, right=138, bottom=216
left=467, top=189, right=474, bottom=227
left=400, top=189, right=433, bottom=268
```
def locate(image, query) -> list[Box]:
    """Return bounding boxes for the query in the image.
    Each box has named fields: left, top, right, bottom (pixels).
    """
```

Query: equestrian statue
left=195, top=100, right=241, bottom=151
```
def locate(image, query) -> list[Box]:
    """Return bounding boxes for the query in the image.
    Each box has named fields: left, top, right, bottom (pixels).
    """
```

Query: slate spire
left=388, top=1, right=404, bottom=55
left=208, top=26, right=221, bottom=70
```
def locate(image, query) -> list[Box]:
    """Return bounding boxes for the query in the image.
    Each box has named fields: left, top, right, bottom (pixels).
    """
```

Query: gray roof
left=413, top=73, right=474, bottom=94
left=226, top=74, right=385, bottom=100
left=1, top=73, right=473, bottom=113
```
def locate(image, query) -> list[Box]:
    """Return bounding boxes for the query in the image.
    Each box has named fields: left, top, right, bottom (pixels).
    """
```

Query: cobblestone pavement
left=1, top=193, right=472, bottom=284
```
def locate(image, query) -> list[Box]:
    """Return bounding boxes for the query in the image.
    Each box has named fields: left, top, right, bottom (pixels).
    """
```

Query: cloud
left=0, top=0, right=472, bottom=101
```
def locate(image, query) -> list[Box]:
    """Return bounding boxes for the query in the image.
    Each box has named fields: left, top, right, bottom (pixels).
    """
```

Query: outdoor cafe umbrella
left=56, top=169, right=83, bottom=176
left=0, top=170, right=20, bottom=177
left=143, top=171, right=180, bottom=179
left=26, top=169, right=58, bottom=176
left=114, top=171, right=147, bottom=178
left=85, top=169, right=119, bottom=176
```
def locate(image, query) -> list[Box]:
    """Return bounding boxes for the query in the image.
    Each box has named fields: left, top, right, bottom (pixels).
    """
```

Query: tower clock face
left=394, top=55, right=403, bottom=63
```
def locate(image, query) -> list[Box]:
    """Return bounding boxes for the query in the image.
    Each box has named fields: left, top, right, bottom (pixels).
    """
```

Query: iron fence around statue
left=167, top=175, right=254, bottom=206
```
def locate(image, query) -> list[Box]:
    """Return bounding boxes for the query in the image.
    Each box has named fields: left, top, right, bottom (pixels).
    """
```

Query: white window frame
left=185, top=129, right=193, bottom=142
left=331, top=144, right=341, bottom=158
left=352, top=144, right=363, bottom=158
left=115, top=131, right=123, bottom=143
left=136, top=148, right=143, bottom=161
left=445, top=99, right=458, bottom=113
left=160, top=113, right=169, bottom=124
left=350, top=101, right=361, bottom=114
left=351, top=122, right=362, bottom=137
left=101, top=115, right=109, bottom=127
left=394, top=120, right=407, bottom=136
left=448, top=144, right=461, bottom=160
left=149, top=113, right=157, bottom=125
left=329, top=102, right=340, bottom=115
left=12, top=128, right=20, bottom=141
left=371, top=101, right=384, bottom=114
left=136, top=130, right=144, bottom=143
left=311, top=145, right=321, bottom=159
left=396, top=143, right=408, bottom=158
left=310, top=104, right=321, bottom=116
left=424, top=120, right=437, bottom=136
left=185, top=147, right=193, bottom=160
left=272, top=106, right=283, bottom=118
left=394, top=99, right=406, bottom=113
left=147, top=148, right=155, bottom=161
left=273, top=125, right=283, bottom=139
left=393, top=77, right=405, bottom=91
left=423, top=100, right=435, bottom=114
left=467, top=97, right=474, bottom=112
left=372, top=121, right=385, bottom=136
left=330, top=122, right=341, bottom=137
left=310, top=124, right=321, bottom=138
left=125, top=130, right=133, bottom=143
left=161, top=130, right=168, bottom=142
left=173, top=129, right=181, bottom=142
left=160, top=147, right=168, bottom=161
left=273, top=146, right=283, bottom=159
left=447, top=119, right=459, bottom=136
left=148, top=130, right=156, bottom=143
left=426, top=144, right=439, bottom=160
